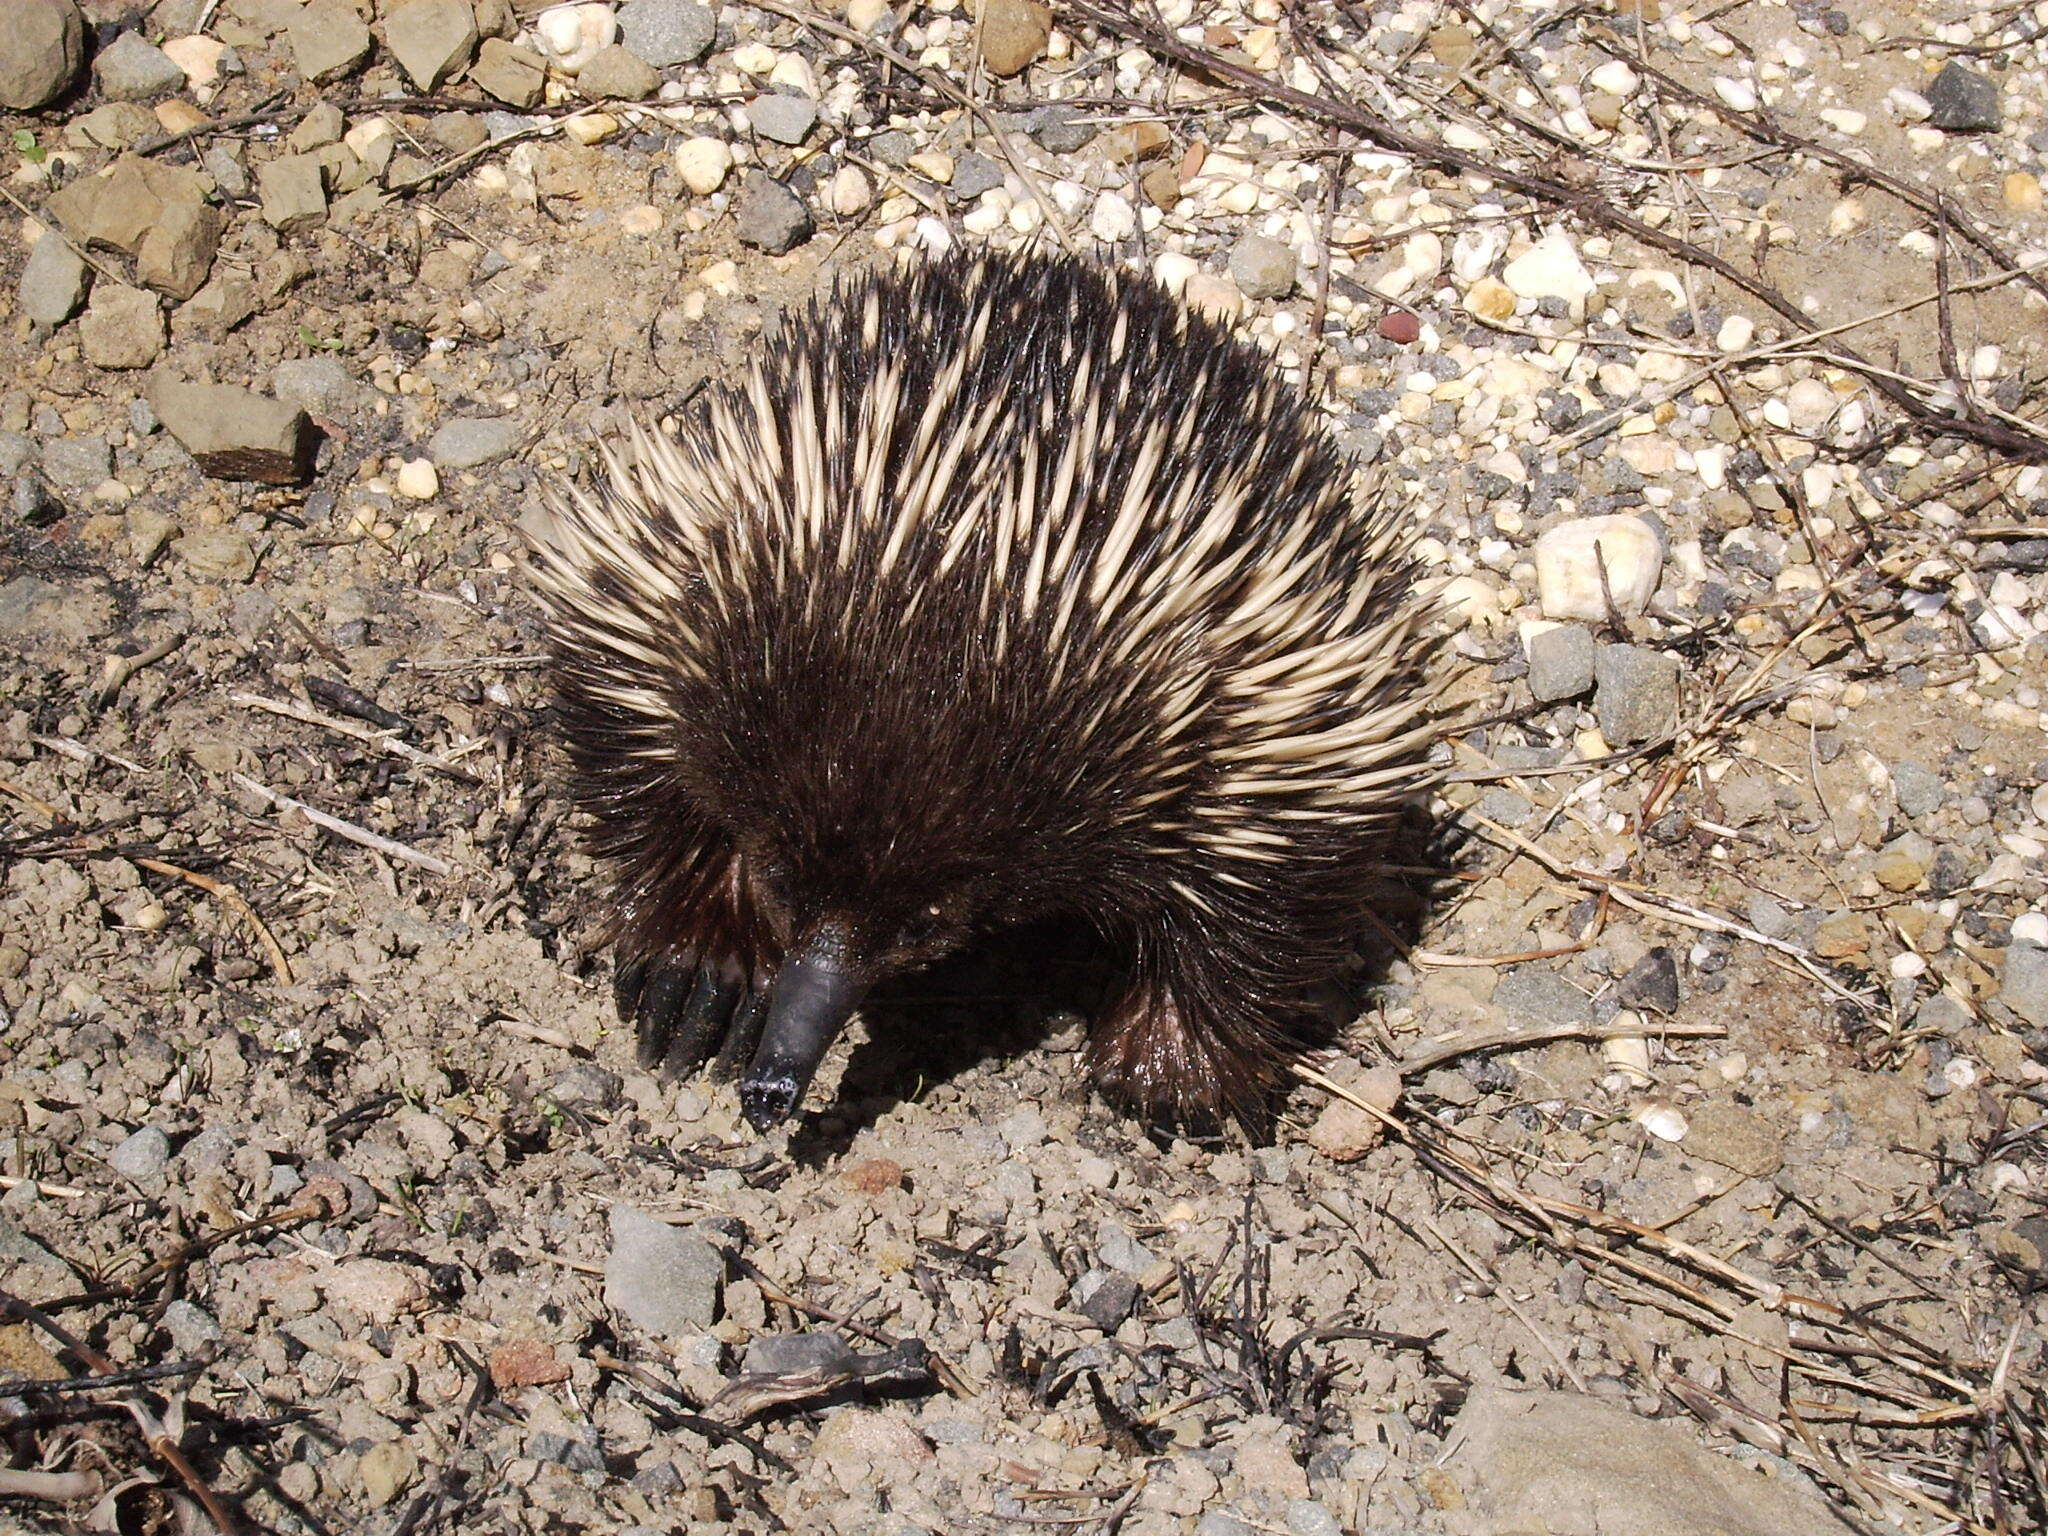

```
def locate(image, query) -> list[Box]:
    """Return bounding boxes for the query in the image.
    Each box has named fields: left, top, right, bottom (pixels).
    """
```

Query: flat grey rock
left=604, top=1204, right=724, bottom=1339
left=618, top=0, right=715, bottom=68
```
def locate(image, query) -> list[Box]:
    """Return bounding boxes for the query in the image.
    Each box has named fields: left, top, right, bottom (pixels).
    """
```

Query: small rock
left=1926, top=61, right=2000, bottom=133
left=162, top=33, right=227, bottom=91
left=1784, top=377, right=1835, bottom=432
left=1502, top=234, right=1595, bottom=307
left=2001, top=942, right=2048, bottom=1028
left=1071, top=1269, right=1138, bottom=1330
left=1233, top=1419, right=1309, bottom=1500
left=290, top=0, right=375, bottom=82
left=1378, top=309, right=1421, bottom=344
left=109, top=1126, right=170, bottom=1181
left=136, top=196, right=223, bottom=301
left=358, top=1442, right=418, bottom=1508
left=748, top=91, right=817, bottom=145
left=1812, top=911, right=1871, bottom=960
left=258, top=153, right=328, bottom=233
left=427, top=415, right=520, bottom=467
left=1305, top=1067, right=1401, bottom=1161
left=1892, top=760, right=1944, bottom=818
left=1617, top=947, right=1680, bottom=1014
left=674, top=135, right=732, bottom=194
left=1526, top=622, right=1594, bottom=701
left=17, top=231, right=89, bottom=328
left=151, top=379, right=312, bottom=483
left=577, top=43, right=657, bottom=100
left=535, top=2, right=616, bottom=69
left=605, top=1205, right=724, bottom=1339
left=1495, top=969, right=1590, bottom=1025
left=1534, top=513, right=1664, bottom=620
left=1594, top=643, right=1680, bottom=745
left=948, top=152, right=1004, bottom=203
left=733, top=172, right=812, bottom=254
left=745, top=1331, right=856, bottom=1375
left=470, top=37, right=545, bottom=106
left=396, top=458, right=439, bottom=499
left=39, top=436, right=108, bottom=494
left=324, top=1259, right=428, bottom=1323
left=1095, top=1220, right=1157, bottom=1278
left=1872, top=833, right=1933, bottom=893
left=826, top=163, right=871, bottom=217
left=162, top=1300, right=222, bottom=1352
left=1089, top=190, right=1136, bottom=244
left=489, top=1337, right=572, bottom=1388
left=176, top=529, right=259, bottom=582
left=1229, top=232, right=1296, bottom=299
left=977, top=0, right=1052, bottom=77
left=1026, top=102, right=1096, bottom=153
left=0, top=0, right=85, bottom=111
left=94, top=31, right=186, bottom=101
left=811, top=1408, right=934, bottom=1484
left=2007, top=173, right=2044, bottom=214
left=79, top=284, right=164, bottom=370
left=618, top=0, right=715, bottom=67
left=272, top=356, right=366, bottom=416
left=382, top=0, right=478, bottom=93
left=1465, top=277, right=1517, bottom=322
left=1684, top=1102, right=1782, bottom=1179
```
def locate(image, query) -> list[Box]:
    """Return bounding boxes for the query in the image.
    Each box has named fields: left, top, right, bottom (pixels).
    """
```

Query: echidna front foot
left=623, top=955, right=764, bottom=1080
left=1084, top=972, right=1282, bottom=1132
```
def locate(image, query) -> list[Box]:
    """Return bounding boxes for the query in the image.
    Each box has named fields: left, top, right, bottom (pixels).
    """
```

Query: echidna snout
left=530, top=251, right=1441, bottom=1132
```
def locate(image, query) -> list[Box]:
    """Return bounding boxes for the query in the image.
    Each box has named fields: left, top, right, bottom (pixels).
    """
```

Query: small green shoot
left=12, top=129, right=45, bottom=165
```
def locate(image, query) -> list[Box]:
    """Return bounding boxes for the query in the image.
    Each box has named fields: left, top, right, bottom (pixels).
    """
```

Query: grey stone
left=17, top=231, right=89, bottom=328
left=162, top=1299, right=223, bottom=1351
left=617, top=0, right=716, bottom=67
left=1229, top=232, right=1297, bottom=300
left=0, top=433, right=34, bottom=479
left=1476, top=786, right=1533, bottom=826
left=14, top=473, right=58, bottom=525
left=1891, top=760, right=1944, bottom=818
left=1071, top=1269, right=1138, bottom=1330
left=864, top=128, right=914, bottom=166
left=948, top=150, right=1004, bottom=202
left=429, top=110, right=488, bottom=154
left=110, top=1125, right=171, bottom=1181
left=1195, top=1517, right=1257, bottom=1536
left=136, top=196, right=224, bottom=301
left=0, top=0, right=85, bottom=111
left=743, top=1331, right=855, bottom=1374
left=1594, top=642, right=1681, bottom=744
left=1526, top=621, right=1594, bottom=701
left=2001, top=942, right=2048, bottom=1028
left=289, top=0, right=374, bottom=82
left=1284, top=1502, right=1343, bottom=1536
left=202, top=142, right=249, bottom=198
left=150, top=379, right=312, bottom=483
left=428, top=415, right=520, bottom=467
left=258, top=153, right=328, bottom=233
left=1745, top=893, right=1793, bottom=939
left=1617, top=946, right=1680, bottom=1014
left=734, top=172, right=812, bottom=254
left=272, top=356, right=368, bottom=417
left=39, top=435, right=108, bottom=493
left=1493, top=968, right=1588, bottom=1025
left=748, top=91, right=817, bottom=145
left=605, top=1204, right=725, bottom=1339
left=577, top=43, right=658, bottom=100
left=470, top=37, right=545, bottom=107
left=1095, top=1219, right=1157, bottom=1277
left=1927, top=61, right=2000, bottom=132
left=177, top=529, right=259, bottom=581
left=78, top=283, right=164, bottom=370
left=1443, top=1385, right=1854, bottom=1536
left=382, top=0, right=478, bottom=93
left=546, top=1061, right=622, bottom=1109
left=1025, top=102, right=1096, bottom=153
left=94, top=31, right=185, bottom=101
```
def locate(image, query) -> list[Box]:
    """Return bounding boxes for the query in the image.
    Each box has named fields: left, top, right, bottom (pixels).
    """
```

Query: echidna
left=528, top=250, right=1438, bottom=1132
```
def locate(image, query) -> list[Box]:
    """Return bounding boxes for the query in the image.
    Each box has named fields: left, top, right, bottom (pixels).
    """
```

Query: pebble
left=150, top=379, right=311, bottom=484
left=577, top=43, right=657, bottom=100
left=109, top=1125, right=171, bottom=1181
left=94, top=31, right=186, bottom=101
left=396, top=459, right=439, bottom=500
left=1635, top=1101, right=1689, bottom=1142
left=258, top=153, right=328, bottom=234
left=1228, top=232, right=1296, bottom=299
left=176, top=529, right=259, bottom=582
left=1715, top=313, right=1754, bottom=352
left=1711, top=77, right=1757, bottom=112
left=2007, top=173, right=2044, bottom=213
left=1089, top=190, right=1136, bottom=244
left=490, top=1338, right=572, bottom=1388
left=1465, top=277, right=1516, bottom=321
left=826, top=164, right=872, bottom=217
left=674, top=136, right=732, bottom=194
left=977, top=0, right=1052, bottom=77
left=1495, top=969, right=1589, bottom=1025
left=79, top=284, right=165, bottom=370
left=1812, top=910, right=1871, bottom=959
left=17, top=231, right=90, bottom=329
left=605, top=1205, right=724, bottom=1338
left=1892, top=760, right=1945, bottom=818
left=428, top=416, right=521, bottom=468
left=2002, top=942, right=2048, bottom=1028
left=472, top=37, right=545, bottom=105
left=1533, top=514, right=1664, bottom=620
left=290, top=0, right=374, bottom=83
left=748, top=92, right=817, bottom=145
left=383, top=0, right=479, bottom=92
left=0, top=0, right=84, bottom=110
left=734, top=172, right=812, bottom=254
left=534, top=1, right=616, bottom=69
left=1525, top=621, right=1595, bottom=701
left=617, top=0, right=714, bottom=68
left=1587, top=59, right=1638, bottom=97
left=162, top=1300, right=222, bottom=1352
left=1784, top=377, right=1836, bottom=431
left=359, top=1442, right=418, bottom=1507
left=1305, top=1067, right=1401, bottom=1161
left=162, top=34, right=228, bottom=92
left=1502, top=234, right=1595, bottom=307
left=1926, top=61, right=2000, bottom=132
left=1594, top=643, right=1681, bottom=745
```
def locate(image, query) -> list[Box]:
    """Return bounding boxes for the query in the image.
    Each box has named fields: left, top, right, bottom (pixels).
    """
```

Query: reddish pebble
left=490, top=1338, right=571, bottom=1389
left=1378, top=310, right=1421, bottom=344
left=839, top=1156, right=907, bottom=1196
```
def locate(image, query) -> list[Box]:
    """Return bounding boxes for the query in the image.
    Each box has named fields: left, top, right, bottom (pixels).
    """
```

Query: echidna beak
left=738, top=955, right=867, bottom=1130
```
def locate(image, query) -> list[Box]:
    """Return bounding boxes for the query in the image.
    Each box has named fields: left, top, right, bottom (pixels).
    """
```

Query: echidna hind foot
left=1084, top=969, right=1296, bottom=1131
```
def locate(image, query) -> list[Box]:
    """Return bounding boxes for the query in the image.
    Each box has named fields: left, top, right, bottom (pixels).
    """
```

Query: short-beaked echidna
left=528, top=251, right=1438, bottom=1132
